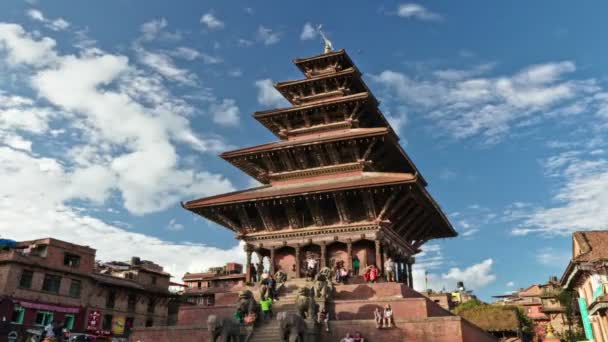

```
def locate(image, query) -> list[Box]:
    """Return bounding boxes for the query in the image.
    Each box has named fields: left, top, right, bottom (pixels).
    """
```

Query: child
left=383, top=304, right=394, bottom=328
left=353, top=331, right=365, bottom=342
left=374, top=308, right=383, bottom=329
left=260, top=296, right=273, bottom=320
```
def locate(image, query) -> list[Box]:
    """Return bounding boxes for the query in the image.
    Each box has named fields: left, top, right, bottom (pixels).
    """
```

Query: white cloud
left=136, top=47, right=197, bottom=85
left=169, top=47, right=222, bottom=64
left=26, top=9, right=70, bottom=31
left=397, top=3, right=443, bottom=21
left=139, top=18, right=180, bottom=42
left=506, top=281, right=515, bottom=287
left=255, top=79, right=289, bottom=107
left=209, top=98, right=240, bottom=126
left=167, top=218, right=184, bottom=232
left=536, top=247, right=570, bottom=267
left=511, top=147, right=608, bottom=236
left=300, top=22, right=317, bottom=40
left=369, top=61, right=600, bottom=144
left=0, top=197, right=244, bottom=280
left=0, top=23, right=234, bottom=216
left=256, top=26, right=281, bottom=46
left=414, top=259, right=496, bottom=291
left=0, top=23, right=57, bottom=66
left=200, top=13, right=224, bottom=30
left=238, top=38, right=253, bottom=47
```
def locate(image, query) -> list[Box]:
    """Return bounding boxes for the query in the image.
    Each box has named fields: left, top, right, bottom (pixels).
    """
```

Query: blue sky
left=1, top=0, right=607, bottom=301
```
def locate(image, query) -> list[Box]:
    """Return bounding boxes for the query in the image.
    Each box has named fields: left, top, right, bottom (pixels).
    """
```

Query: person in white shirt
left=340, top=332, right=354, bottom=342
left=384, top=257, right=395, bottom=282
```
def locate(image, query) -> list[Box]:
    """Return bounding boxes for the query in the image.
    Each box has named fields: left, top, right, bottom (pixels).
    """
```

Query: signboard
left=112, top=316, right=125, bottom=335
left=86, top=310, right=101, bottom=331
left=578, top=297, right=594, bottom=340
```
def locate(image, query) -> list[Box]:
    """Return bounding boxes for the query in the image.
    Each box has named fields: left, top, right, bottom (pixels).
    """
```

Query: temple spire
left=317, top=25, right=333, bottom=54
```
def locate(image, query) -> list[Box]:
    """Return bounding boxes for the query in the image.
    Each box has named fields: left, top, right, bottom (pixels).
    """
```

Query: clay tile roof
left=573, top=231, right=608, bottom=262
left=253, top=92, right=372, bottom=118
left=184, top=172, right=417, bottom=208
left=221, top=128, right=389, bottom=158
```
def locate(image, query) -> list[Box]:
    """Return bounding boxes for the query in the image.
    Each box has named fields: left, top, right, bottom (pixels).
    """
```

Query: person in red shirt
left=369, top=265, right=378, bottom=283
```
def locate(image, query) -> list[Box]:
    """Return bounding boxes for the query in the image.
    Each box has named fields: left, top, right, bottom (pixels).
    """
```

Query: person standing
left=250, top=263, right=257, bottom=283
left=352, top=255, right=360, bottom=276
left=369, top=265, right=378, bottom=283
left=384, top=257, right=395, bottom=282
left=260, top=296, right=273, bottom=320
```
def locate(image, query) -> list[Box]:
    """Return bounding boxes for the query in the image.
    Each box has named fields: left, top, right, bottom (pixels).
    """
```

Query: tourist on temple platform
left=352, top=255, right=360, bottom=275
left=250, top=263, right=257, bottom=283
left=339, top=332, right=354, bottom=342
left=269, top=274, right=277, bottom=300
left=260, top=296, right=273, bottom=320
left=317, top=307, right=330, bottom=332
left=383, top=304, right=394, bottom=328
left=306, top=254, right=317, bottom=280
left=374, top=307, right=383, bottom=328
left=353, top=331, right=365, bottom=342
left=384, top=257, right=395, bottom=282
left=369, top=265, right=378, bottom=283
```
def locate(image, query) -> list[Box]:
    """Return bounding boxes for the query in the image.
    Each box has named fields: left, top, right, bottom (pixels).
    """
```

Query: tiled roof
left=253, top=92, right=372, bottom=118
left=221, top=128, right=389, bottom=157
left=573, top=231, right=608, bottom=262
left=184, top=172, right=417, bottom=208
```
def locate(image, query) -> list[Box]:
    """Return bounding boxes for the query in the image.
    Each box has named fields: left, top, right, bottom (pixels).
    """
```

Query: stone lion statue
left=236, top=289, right=259, bottom=323
left=313, top=268, right=333, bottom=311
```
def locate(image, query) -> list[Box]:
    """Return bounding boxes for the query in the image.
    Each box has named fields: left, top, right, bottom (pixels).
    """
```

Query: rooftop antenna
left=316, top=25, right=333, bottom=54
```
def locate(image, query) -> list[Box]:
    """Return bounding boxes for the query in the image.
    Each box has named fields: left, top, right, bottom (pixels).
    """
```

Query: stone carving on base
left=277, top=312, right=307, bottom=342
left=207, top=315, right=241, bottom=342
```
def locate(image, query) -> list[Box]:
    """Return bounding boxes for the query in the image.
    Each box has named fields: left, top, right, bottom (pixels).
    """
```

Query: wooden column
left=402, top=259, right=408, bottom=285
left=269, top=247, right=276, bottom=275
left=320, top=242, right=327, bottom=268
left=245, top=245, right=253, bottom=283
left=295, top=245, right=302, bottom=278
left=255, top=250, right=263, bottom=277
left=375, top=239, right=382, bottom=271
left=407, top=259, right=414, bottom=289
left=346, top=239, right=353, bottom=271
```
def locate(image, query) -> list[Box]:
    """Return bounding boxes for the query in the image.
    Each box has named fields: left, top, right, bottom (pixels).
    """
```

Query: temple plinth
left=184, top=49, right=457, bottom=285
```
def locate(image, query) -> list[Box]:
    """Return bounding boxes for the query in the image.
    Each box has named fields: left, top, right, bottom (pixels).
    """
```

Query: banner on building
left=578, top=297, right=594, bottom=340
left=86, top=310, right=101, bottom=331
left=112, top=316, right=126, bottom=335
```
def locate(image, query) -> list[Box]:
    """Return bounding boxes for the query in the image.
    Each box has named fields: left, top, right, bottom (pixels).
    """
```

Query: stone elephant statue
left=277, top=311, right=307, bottom=342
left=207, top=315, right=241, bottom=342
left=294, top=287, right=317, bottom=320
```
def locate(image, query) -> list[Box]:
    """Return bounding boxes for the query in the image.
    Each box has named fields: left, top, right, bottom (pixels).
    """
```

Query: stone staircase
left=247, top=278, right=311, bottom=341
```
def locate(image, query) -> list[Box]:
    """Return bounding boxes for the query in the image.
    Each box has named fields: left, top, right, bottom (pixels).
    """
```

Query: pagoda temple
left=183, top=48, right=457, bottom=285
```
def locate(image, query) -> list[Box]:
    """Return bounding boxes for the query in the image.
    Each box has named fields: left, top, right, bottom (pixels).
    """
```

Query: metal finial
left=316, top=25, right=333, bottom=54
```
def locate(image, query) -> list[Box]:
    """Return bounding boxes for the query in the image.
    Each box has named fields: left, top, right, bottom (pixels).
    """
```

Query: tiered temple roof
left=184, top=49, right=455, bottom=260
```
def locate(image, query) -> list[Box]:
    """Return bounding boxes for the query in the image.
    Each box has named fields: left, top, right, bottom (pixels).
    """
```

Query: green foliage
left=556, top=289, right=586, bottom=342
left=452, top=299, right=484, bottom=314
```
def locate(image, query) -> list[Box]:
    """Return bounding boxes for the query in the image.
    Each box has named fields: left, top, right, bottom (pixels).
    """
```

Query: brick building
left=182, top=263, right=245, bottom=307
left=493, top=277, right=566, bottom=340
left=0, top=238, right=172, bottom=341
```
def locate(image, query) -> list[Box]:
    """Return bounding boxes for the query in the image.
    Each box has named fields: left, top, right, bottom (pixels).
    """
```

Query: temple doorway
left=274, top=246, right=296, bottom=279
left=353, top=239, right=377, bottom=270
